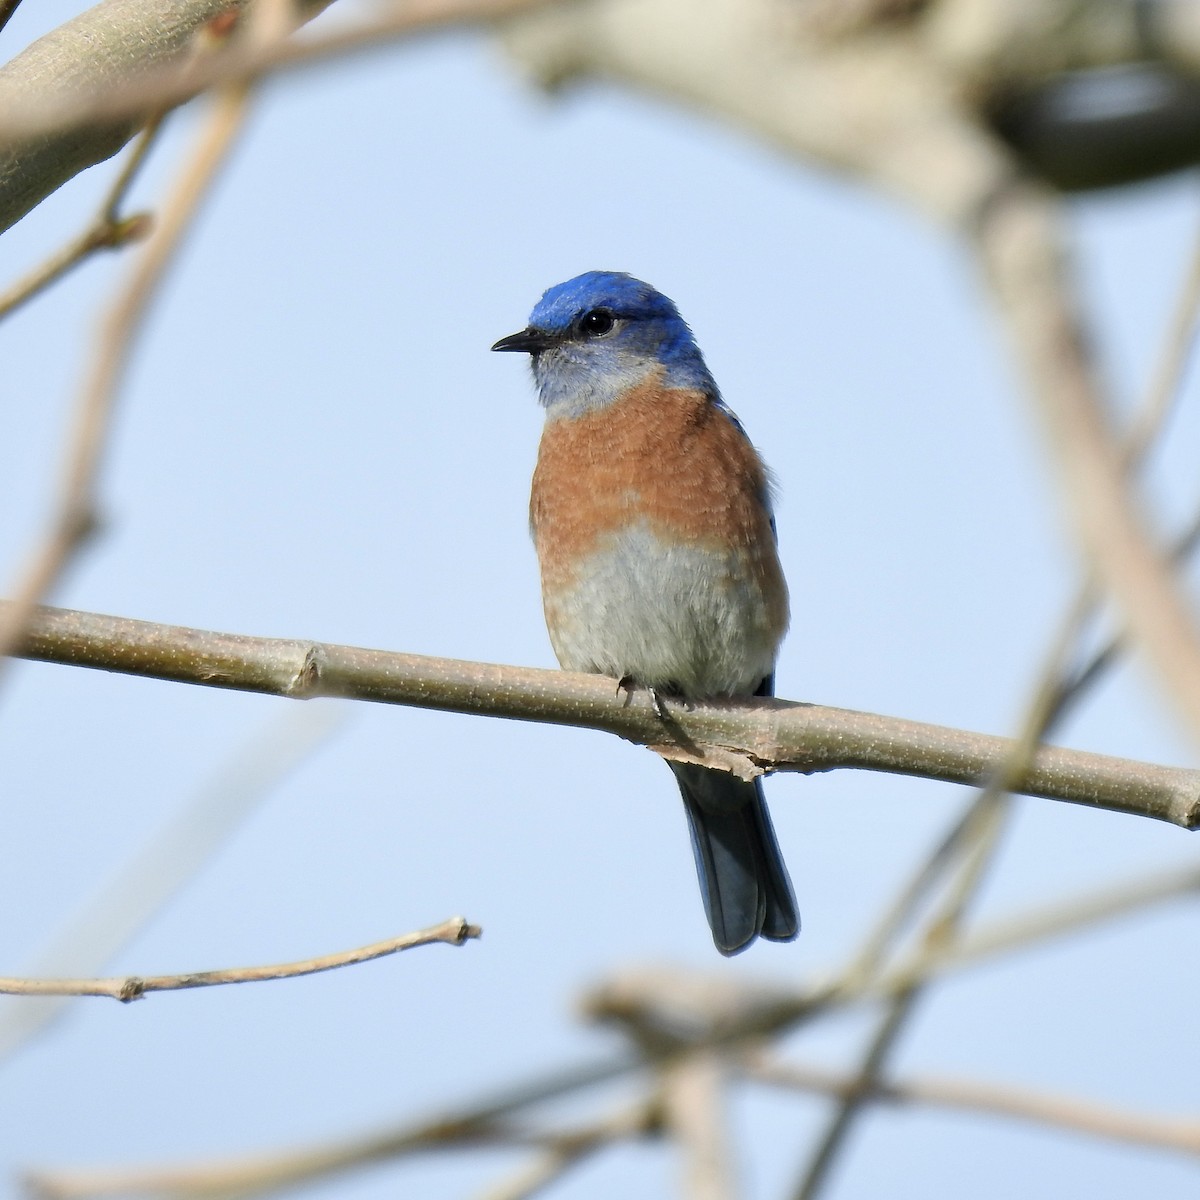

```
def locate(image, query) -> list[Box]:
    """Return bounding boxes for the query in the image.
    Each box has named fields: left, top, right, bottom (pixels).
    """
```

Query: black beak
left=491, top=327, right=556, bottom=354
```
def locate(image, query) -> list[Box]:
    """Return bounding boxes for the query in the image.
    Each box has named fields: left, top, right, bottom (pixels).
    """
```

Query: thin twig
left=0, top=704, right=347, bottom=1061
left=1067, top=506, right=1200, bottom=700
left=0, top=86, right=252, bottom=673
left=0, top=118, right=161, bottom=320
left=585, top=859, right=1200, bottom=1081
left=0, top=916, right=479, bottom=1001
left=798, top=548, right=1200, bottom=1186
left=0, top=213, right=149, bottom=321
left=6, top=602, right=1198, bottom=827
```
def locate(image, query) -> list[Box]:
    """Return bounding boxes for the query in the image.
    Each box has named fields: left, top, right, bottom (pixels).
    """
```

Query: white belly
left=542, top=522, right=785, bottom=697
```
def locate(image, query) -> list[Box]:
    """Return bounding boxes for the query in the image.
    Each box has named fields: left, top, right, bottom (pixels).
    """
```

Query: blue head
left=492, top=272, right=717, bottom=417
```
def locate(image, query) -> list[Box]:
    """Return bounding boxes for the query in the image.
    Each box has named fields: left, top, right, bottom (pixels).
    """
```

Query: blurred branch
left=27, top=856, right=1199, bottom=1200
left=25, top=1061, right=652, bottom=1200
left=788, top=563, right=1193, bottom=1187
left=7, top=601, right=1199, bottom=827
left=793, top=582, right=1151, bottom=1190
left=0, top=916, right=479, bottom=1001
left=0, top=86, right=251, bottom=674
left=834, top=790, right=1010, bottom=995
left=0, top=704, right=347, bottom=1061
left=751, top=1058, right=1200, bottom=1160
left=0, top=0, right=312, bottom=233
left=790, top=208, right=1200, bottom=1196
left=897, top=859, right=1200, bottom=988
left=1121, top=210, right=1200, bottom=464
left=473, top=1102, right=658, bottom=1200
left=0, top=118, right=160, bottom=320
left=582, top=859, right=1200, bottom=1061
left=660, top=1053, right=737, bottom=1200
left=971, top=177, right=1200, bottom=741
left=31, top=1043, right=1200, bottom=1200
left=0, top=0, right=549, bottom=232
left=791, top=797, right=1009, bottom=1200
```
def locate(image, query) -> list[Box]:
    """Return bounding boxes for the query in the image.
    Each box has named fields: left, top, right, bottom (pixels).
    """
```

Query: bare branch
left=835, top=791, right=1011, bottom=994
left=750, top=1058, right=1200, bottom=1161
left=473, top=1150, right=590, bottom=1200
left=0, top=916, right=479, bottom=1002
left=0, top=206, right=149, bottom=319
left=791, top=799, right=1009, bottom=1200
left=24, top=1059, right=646, bottom=1200
left=0, top=0, right=549, bottom=232
left=660, top=1054, right=738, bottom=1200
left=0, top=86, right=251, bottom=677
left=825, top=864, right=1200, bottom=1012
left=472, top=1102, right=657, bottom=1200
left=0, top=704, right=347, bottom=1061
left=583, top=861, right=1200, bottom=1049
left=871, top=861, right=1200, bottom=1000
left=0, top=117, right=160, bottom=319
left=0, top=0, right=309, bottom=233
left=791, top=98, right=1200, bottom=1200
left=25, top=856, right=1198, bottom=1200
left=971, top=179, right=1200, bottom=740
left=7, top=602, right=1199, bottom=827
left=833, top=202, right=1200, bottom=992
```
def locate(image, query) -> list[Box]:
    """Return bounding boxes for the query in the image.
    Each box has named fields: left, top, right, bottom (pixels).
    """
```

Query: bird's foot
left=617, top=676, right=678, bottom=722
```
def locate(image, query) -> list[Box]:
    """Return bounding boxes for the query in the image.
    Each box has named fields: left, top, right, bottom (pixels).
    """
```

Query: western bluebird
left=493, top=271, right=798, bottom=955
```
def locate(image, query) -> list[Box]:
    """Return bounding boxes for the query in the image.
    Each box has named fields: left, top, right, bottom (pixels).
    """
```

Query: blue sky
left=1, top=4, right=1198, bottom=1198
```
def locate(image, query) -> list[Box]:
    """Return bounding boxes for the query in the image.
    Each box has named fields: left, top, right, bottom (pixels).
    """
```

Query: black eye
left=580, top=308, right=615, bottom=337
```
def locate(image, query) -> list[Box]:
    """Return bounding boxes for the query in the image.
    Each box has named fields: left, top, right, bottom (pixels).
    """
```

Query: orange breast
left=530, top=378, right=785, bottom=613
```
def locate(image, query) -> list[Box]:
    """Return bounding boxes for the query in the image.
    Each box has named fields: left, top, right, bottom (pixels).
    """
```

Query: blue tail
left=670, top=762, right=799, bottom=955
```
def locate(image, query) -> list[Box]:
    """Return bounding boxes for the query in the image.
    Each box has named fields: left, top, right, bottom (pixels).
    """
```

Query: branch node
left=1183, top=789, right=1200, bottom=831
left=117, top=977, right=145, bottom=1003
left=452, top=918, right=483, bottom=944
left=288, top=644, right=324, bottom=697
left=106, top=211, right=154, bottom=246
left=63, top=504, right=101, bottom=549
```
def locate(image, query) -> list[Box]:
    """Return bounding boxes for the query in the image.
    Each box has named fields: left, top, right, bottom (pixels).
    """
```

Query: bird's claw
left=616, top=676, right=674, bottom=721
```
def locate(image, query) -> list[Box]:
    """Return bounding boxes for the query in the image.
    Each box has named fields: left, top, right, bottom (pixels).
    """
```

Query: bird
left=492, top=271, right=798, bottom=955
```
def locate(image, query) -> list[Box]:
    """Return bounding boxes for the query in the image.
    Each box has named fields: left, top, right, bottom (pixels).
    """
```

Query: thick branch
left=8, top=602, right=1199, bottom=829
left=0, top=0, right=256, bottom=232
left=0, top=0, right=545, bottom=233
